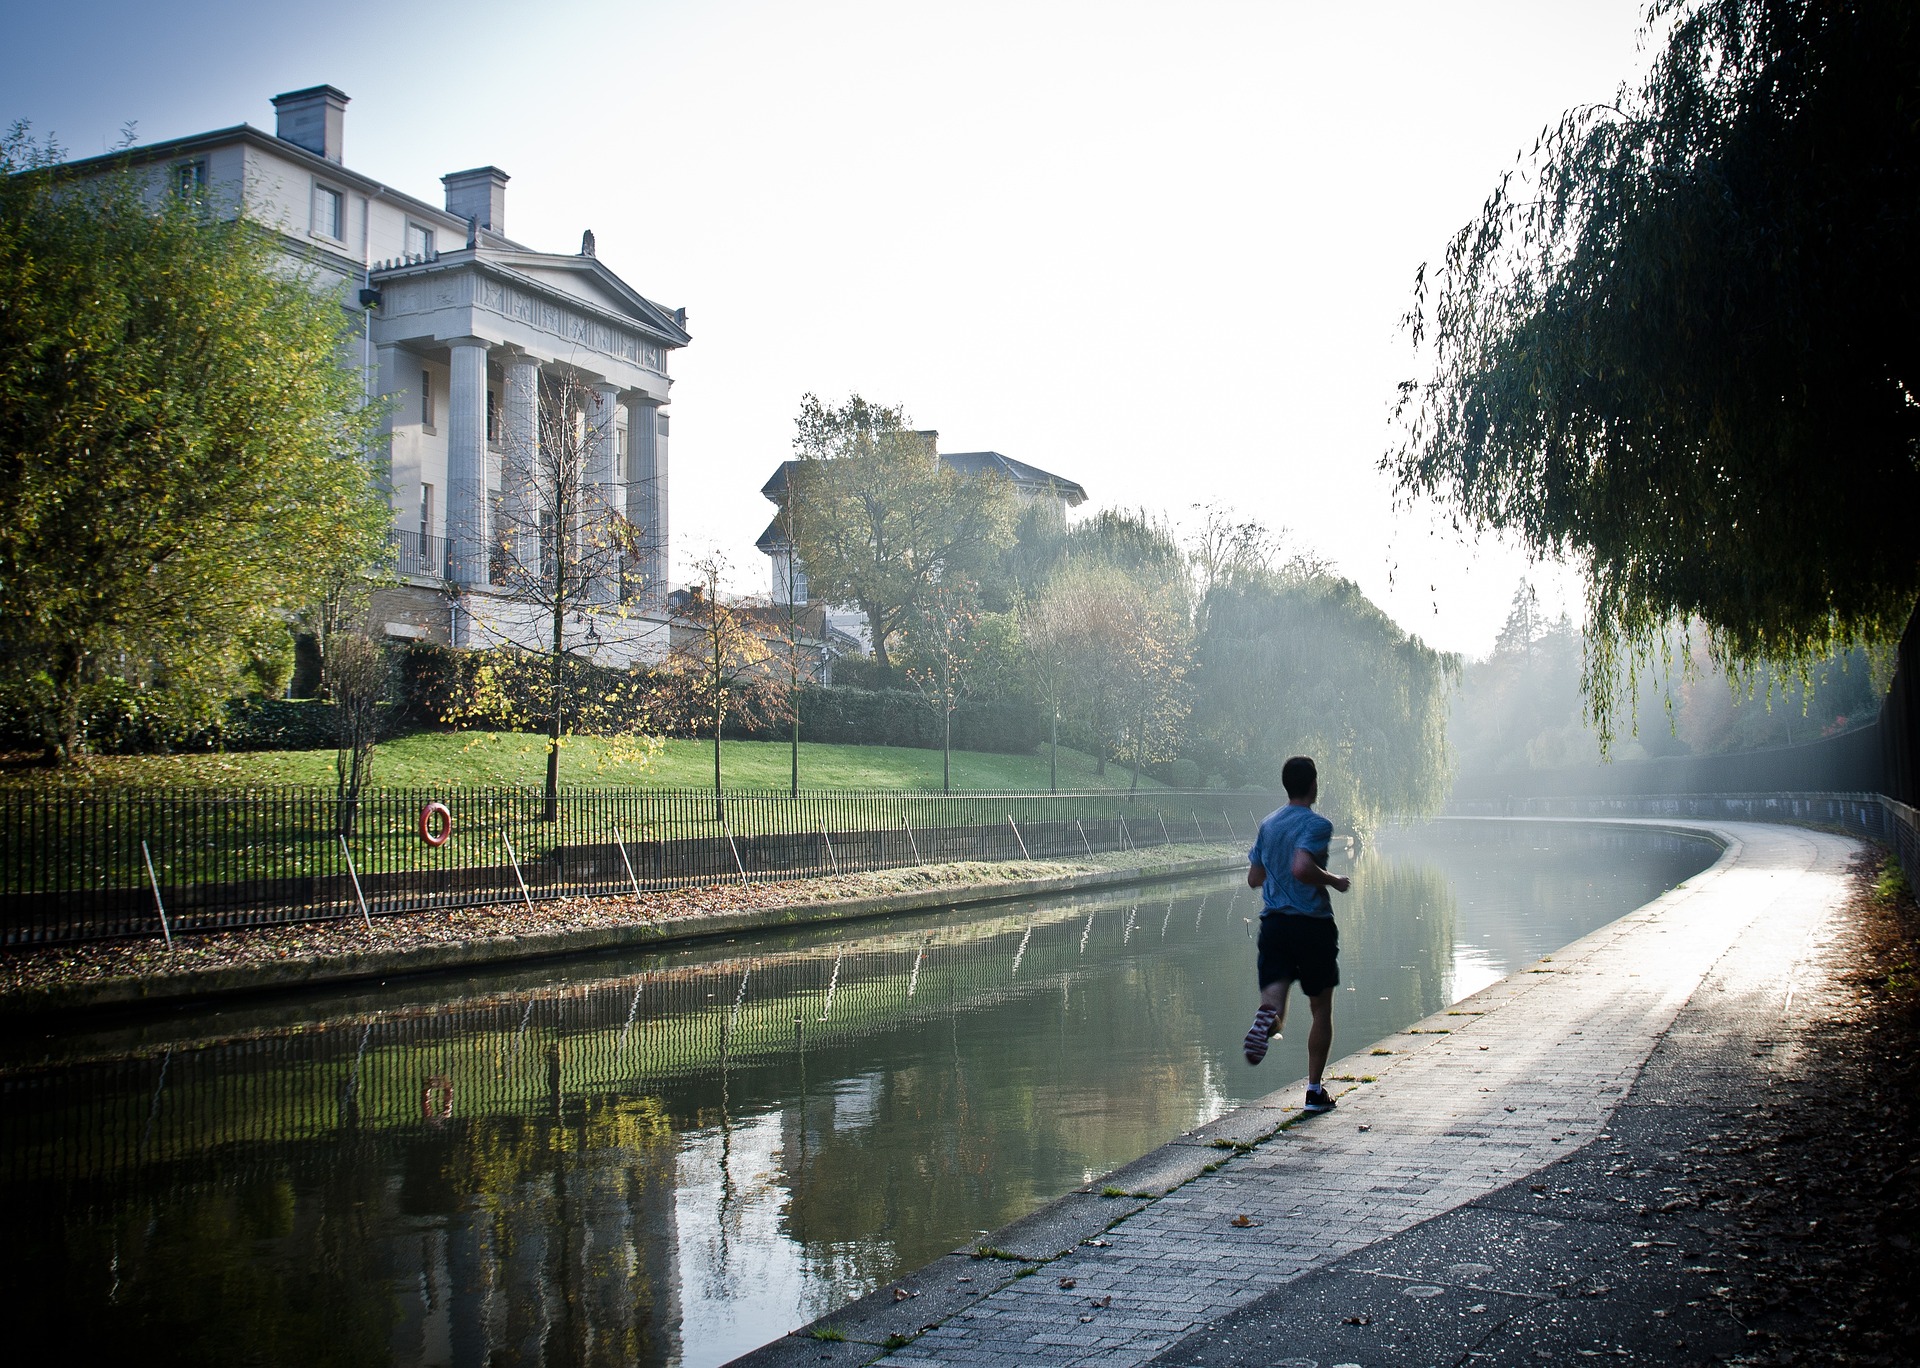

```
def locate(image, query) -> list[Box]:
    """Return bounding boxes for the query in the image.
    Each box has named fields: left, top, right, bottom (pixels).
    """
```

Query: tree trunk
left=865, top=599, right=890, bottom=672
left=545, top=600, right=563, bottom=822
left=712, top=667, right=725, bottom=824
left=942, top=708, right=952, bottom=794
left=51, top=645, right=88, bottom=765
left=1130, top=705, right=1144, bottom=792
left=1049, top=707, right=1059, bottom=793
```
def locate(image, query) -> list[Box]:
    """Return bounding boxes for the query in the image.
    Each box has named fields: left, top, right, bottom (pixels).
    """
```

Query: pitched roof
left=939, top=451, right=1088, bottom=506
left=753, top=514, right=793, bottom=551
left=761, top=453, right=1087, bottom=505
left=760, top=461, right=803, bottom=502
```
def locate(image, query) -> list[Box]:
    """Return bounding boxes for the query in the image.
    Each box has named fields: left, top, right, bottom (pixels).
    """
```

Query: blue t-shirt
left=1249, top=803, right=1334, bottom=918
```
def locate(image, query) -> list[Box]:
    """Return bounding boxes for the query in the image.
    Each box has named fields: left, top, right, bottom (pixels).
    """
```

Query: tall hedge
left=398, top=643, right=1040, bottom=755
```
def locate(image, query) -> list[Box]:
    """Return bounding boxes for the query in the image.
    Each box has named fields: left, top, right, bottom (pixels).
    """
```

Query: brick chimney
left=443, top=167, right=510, bottom=237
left=271, top=86, right=348, bottom=163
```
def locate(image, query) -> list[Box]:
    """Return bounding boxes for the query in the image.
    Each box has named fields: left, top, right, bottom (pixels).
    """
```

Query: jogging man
left=1242, top=755, right=1349, bottom=1114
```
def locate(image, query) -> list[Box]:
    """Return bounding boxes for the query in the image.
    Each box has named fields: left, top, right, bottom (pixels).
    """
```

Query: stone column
left=502, top=353, right=542, bottom=580
left=587, top=382, right=622, bottom=603
left=446, top=338, right=490, bottom=586
left=626, top=399, right=665, bottom=608
left=371, top=344, right=407, bottom=568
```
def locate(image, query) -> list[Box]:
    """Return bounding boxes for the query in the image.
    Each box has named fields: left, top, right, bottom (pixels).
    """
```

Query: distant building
left=52, top=85, right=690, bottom=663
left=755, top=435, right=1087, bottom=646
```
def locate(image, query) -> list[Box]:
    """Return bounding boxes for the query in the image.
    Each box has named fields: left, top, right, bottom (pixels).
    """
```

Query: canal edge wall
left=0, top=851, right=1246, bottom=1019
left=726, top=816, right=1747, bottom=1366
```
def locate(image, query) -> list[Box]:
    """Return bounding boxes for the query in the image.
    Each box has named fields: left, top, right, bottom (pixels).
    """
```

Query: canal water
left=0, top=819, right=1716, bottom=1367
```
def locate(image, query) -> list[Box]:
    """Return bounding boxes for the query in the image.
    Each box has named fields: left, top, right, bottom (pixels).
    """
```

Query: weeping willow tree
left=1387, top=0, right=1919, bottom=740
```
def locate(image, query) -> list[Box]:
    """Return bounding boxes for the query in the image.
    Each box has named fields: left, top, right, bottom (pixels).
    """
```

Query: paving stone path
left=733, top=819, right=1856, bottom=1368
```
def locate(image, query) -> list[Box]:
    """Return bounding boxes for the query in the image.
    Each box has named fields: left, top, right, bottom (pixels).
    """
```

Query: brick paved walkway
left=732, top=818, right=1858, bottom=1367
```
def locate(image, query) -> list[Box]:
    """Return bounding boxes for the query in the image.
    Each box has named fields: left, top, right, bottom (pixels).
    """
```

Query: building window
left=171, top=159, right=206, bottom=198
left=419, top=483, right=434, bottom=550
left=420, top=370, right=435, bottom=431
left=404, top=222, right=435, bottom=260
left=312, top=183, right=344, bottom=240
left=486, top=388, right=500, bottom=445
left=614, top=425, right=628, bottom=483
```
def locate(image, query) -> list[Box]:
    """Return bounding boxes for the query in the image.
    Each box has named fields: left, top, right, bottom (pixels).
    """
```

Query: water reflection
left=0, top=820, right=1715, bottom=1367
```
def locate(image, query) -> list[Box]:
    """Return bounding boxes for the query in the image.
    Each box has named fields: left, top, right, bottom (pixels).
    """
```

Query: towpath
left=737, top=818, right=1893, bottom=1366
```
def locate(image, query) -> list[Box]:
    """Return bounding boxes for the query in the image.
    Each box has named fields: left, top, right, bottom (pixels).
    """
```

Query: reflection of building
left=54, top=86, right=690, bottom=664
left=755, top=436, right=1087, bottom=649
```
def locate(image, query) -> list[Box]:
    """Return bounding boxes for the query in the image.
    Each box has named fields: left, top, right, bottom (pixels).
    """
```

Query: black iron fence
left=1, top=787, right=1275, bottom=947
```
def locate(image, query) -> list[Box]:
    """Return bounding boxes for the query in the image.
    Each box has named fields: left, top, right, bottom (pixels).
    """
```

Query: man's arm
left=1291, top=847, right=1350, bottom=894
left=1247, top=861, right=1266, bottom=889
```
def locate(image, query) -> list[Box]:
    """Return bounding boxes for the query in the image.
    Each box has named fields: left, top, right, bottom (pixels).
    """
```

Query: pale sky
left=3, top=0, right=1655, bottom=659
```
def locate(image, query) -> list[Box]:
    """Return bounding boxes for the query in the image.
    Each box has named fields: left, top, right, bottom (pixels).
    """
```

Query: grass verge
left=2, top=732, right=1173, bottom=794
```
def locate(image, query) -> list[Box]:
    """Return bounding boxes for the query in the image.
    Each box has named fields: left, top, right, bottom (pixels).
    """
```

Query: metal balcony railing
left=389, top=529, right=451, bottom=580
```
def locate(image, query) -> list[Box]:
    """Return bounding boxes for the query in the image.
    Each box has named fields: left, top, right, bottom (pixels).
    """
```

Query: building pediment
left=372, top=253, right=685, bottom=390
left=485, top=251, right=691, bottom=347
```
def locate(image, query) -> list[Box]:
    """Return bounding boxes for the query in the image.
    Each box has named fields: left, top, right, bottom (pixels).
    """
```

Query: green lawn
left=2, top=731, right=1165, bottom=793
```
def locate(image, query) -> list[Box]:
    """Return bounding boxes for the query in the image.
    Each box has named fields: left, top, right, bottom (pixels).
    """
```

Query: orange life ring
left=422, top=1075, right=454, bottom=1124
left=418, top=801, right=452, bottom=846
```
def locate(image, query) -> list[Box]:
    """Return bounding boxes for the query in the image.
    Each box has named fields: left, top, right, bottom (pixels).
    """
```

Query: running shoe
left=1302, top=1085, right=1336, bottom=1113
left=1243, top=1006, right=1280, bottom=1065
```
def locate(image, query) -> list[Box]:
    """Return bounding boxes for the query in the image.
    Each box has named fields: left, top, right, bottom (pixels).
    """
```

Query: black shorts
left=1256, top=913, right=1340, bottom=996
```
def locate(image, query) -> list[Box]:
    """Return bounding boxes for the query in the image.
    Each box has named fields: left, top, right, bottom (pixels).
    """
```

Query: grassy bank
left=0, top=732, right=1163, bottom=793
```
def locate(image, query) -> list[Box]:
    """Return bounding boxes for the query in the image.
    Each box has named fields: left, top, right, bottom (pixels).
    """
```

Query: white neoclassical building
left=61, top=85, right=690, bottom=663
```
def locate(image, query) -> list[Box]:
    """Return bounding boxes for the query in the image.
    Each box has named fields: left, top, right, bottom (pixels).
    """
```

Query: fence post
left=611, top=823, right=643, bottom=900
left=903, top=816, right=923, bottom=868
left=1158, top=813, right=1172, bottom=846
left=1222, top=807, right=1237, bottom=842
left=1009, top=816, right=1032, bottom=862
left=1192, top=809, right=1205, bottom=842
left=1076, top=819, right=1095, bottom=859
left=819, top=951, right=842, bottom=1021
left=723, top=815, right=749, bottom=884
left=821, top=822, right=839, bottom=876
left=338, top=834, right=373, bottom=934
left=502, top=832, right=535, bottom=912
left=141, top=839, right=173, bottom=948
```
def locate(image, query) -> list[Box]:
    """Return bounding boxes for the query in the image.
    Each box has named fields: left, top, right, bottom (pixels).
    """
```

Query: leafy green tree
left=0, top=128, right=388, bottom=760
left=1448, top=584, right=1595, bottom=777
left=1387, top=0, right=1920, bottom=734
left=323, top=630, right=391, bottom=836
left=1111, top=595, right=1191, bottom=792
left=665, top=556, right=792, bottom=819
left=901, top=577, right=985, bottom=793
left=1021, top=563, right=1131, bottom=777
left=1190, top=568, right=1457, bottom=828
left=785, top=393, right=1017, bottom=671
left=1067, top=507, right=1186, bottom=583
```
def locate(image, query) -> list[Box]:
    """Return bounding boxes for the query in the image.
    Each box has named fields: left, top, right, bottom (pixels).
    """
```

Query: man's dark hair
left=1281, top=755, right=1317, bottom=799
